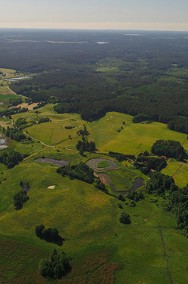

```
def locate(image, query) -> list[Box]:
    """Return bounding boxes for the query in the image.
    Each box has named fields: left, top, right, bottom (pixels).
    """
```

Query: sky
left=0, top=0, right=187, bottom=31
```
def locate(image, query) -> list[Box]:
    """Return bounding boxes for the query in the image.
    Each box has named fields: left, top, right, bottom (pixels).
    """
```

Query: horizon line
left=0, top=27, right=188, bottom=32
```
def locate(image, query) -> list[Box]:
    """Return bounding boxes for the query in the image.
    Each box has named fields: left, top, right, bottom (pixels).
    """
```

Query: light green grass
left=99, top=120, right=188, bottom=155
left=162, top=160, right=188, bottom=188
left=0, top=94, right=19, bottom=100
left=97, top=161, right=110, bottom=168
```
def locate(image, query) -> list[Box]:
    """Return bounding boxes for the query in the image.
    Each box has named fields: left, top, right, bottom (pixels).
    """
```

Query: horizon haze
left=0, top=0, right=187, bottom=31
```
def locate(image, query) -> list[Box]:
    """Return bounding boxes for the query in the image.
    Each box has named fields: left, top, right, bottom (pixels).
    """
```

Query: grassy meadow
left=1, top=159, right=188, bottom=283
left=0, top=103, right=188, bottom=283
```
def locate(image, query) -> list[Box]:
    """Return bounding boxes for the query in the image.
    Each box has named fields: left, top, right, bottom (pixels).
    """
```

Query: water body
left=35, top=158, right=68, bottom=167
left=97, top=41, right=109, bottom=45
left=6, top=39, right=88, bottom=45
left=8, top=76, right=30, bottom=82
left=124, top=34, right=144, bottom=36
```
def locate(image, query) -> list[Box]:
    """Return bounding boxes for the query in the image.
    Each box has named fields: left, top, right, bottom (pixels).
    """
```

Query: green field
left=0, top=104, right=188, bottom=283
left=1, top=159, right=188, bottom=283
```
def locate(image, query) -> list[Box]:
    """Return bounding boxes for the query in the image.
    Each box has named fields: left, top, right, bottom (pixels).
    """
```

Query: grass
left=97, top=161, right=110, bottom=168
left=1, top=160, right=188, bottom=283
left=0, top=67, right=21, bottom=98
left=107, top=165, right=146, bottom=192
left=0, top=94, right=19, bottom=100
left=162, top=159, right=188, bottom=188
left=99, top=119, right=188, bottom=155
left=1, top=105, right=188, bottom=282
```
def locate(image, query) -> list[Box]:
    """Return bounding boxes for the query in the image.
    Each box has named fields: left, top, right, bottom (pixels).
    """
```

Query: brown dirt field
left=14, top=102, right=39, bottom=110
left=95, top=173, right=111, bottom=185
left=0, top=120, right=12, bottom=128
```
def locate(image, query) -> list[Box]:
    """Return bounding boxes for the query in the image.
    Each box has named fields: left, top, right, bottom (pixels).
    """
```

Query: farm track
left=23, top=131, right=55, bottom=148
left=172, top=162, right=184, bottom=178
left=23, top=146, right=50, bottom=161
left=158, top=226, right=174, bottom=284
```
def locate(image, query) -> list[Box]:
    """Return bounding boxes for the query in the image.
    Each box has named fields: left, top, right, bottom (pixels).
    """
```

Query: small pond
left=35, top=158, right=68, bottom=167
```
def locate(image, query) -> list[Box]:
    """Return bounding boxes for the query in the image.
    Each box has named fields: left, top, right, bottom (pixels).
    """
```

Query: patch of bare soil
left=14, top=102, right=39, bottom=110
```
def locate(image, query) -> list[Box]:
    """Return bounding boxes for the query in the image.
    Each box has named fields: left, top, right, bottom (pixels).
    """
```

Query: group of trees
left=76, top=125, right=96, bottom=155
left=108, top=151, right=135, bottom=162
left=57, top=163, right=108, bottom=193
left=14, top=118, right=28, bottom=129
left=0, top=150, right=24, bottom=168
left=134, top=152, right=167, bottom=175
left=77, top=125, right=89, bottom=137
left=2, top=127, right=29, bottom=143
left=147, top=172, right=188, bottom=236
left=13, top=191, right=29, bottom=210
left=146, top=172, right=175, bottom=196
left=127, top=191, right=145, bottom=202
left=167, top=186, right=188, bottom=237
left=151, top=140, right=187, bottom=161
left=94, top=179, right=108, bottom=193
left=57, top=163, right=94, bottom=184
left=0, top=107, right=28, bottom=118
left=168, top=117, right=188, bottom=134
left=133, top=114, right=155, bottom=123
left=13, top=181, right=30, bottom=210
left=76, top=139, right=96, bottom=155
left=35, top=225, right=63, bottom=246
left=39, top=249, right=71, bottom=280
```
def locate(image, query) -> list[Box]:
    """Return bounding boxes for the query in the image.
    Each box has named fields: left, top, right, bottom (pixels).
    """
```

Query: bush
left=35, top=225, right=63, bottom=246
left=119, top=212, right=131, bottom=224
left=13, top=191, right=29, bottom=210
left=118, top=194, right=125, bottom=202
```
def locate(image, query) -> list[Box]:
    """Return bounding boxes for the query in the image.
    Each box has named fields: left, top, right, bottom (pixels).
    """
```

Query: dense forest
left=0, top=30, right=188, bottom=133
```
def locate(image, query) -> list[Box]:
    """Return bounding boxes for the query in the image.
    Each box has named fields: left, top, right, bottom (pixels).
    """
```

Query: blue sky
left=0, top=0, right=187, bottom=30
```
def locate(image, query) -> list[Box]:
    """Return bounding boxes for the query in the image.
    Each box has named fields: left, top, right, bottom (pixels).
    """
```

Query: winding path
left=23, top=131, right=55, bottom=148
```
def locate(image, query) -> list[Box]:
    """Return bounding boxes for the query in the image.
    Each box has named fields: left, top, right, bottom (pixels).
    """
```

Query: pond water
left=35, top=158, right=68, bottom=167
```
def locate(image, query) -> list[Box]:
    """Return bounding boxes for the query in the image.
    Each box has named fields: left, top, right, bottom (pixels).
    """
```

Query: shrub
left=120, top=212, right=131, bottom=224
left=35, top=225, right=63, bottom=246
left=13, top=191, right=29, bottom=210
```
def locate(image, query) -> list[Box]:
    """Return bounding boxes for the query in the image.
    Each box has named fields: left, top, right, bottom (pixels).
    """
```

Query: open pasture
left=0, top=159, right=188, bottom=283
